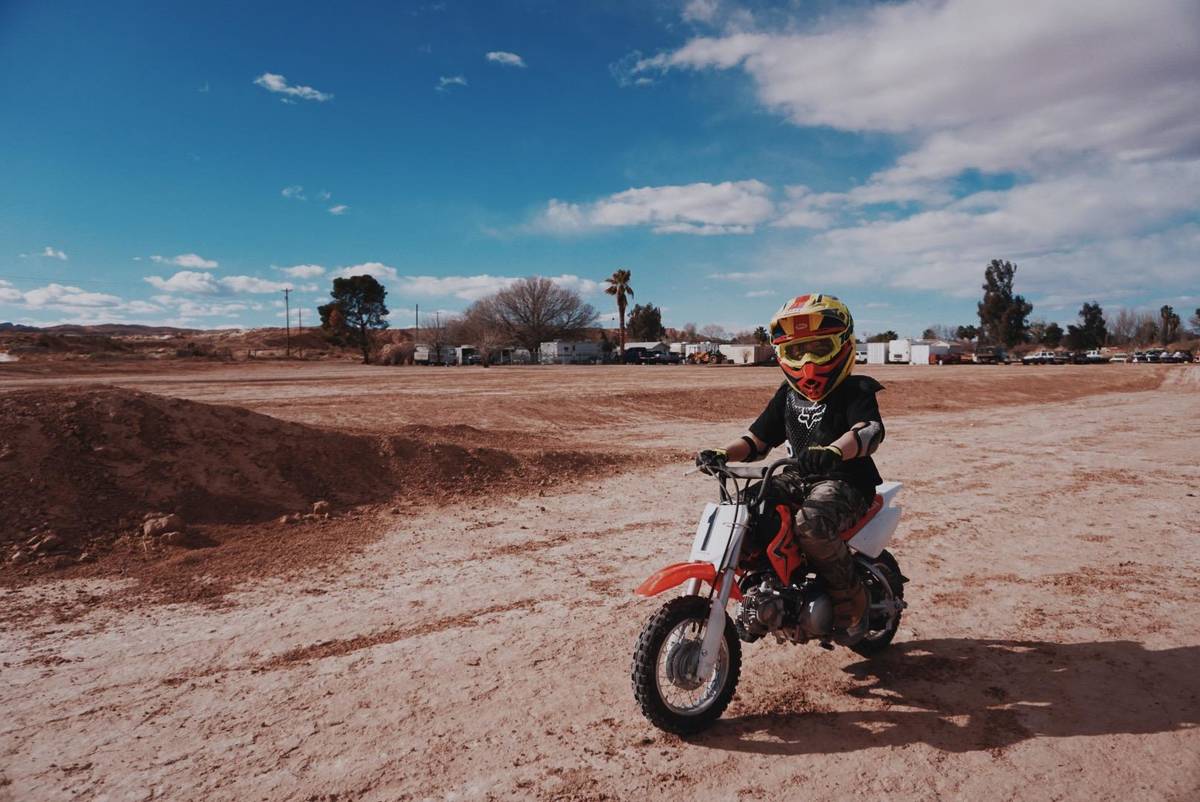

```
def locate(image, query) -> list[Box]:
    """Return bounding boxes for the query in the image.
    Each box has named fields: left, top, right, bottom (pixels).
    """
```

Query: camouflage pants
left=762, top=470, right=871, bottom=594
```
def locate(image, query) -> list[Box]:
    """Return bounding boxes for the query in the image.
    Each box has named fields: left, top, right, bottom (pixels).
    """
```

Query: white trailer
left=910, top=342, right=952, bottom=365
left=888, top=339, right=912, bottom=363
left=867, top=342, right=889, bottom=364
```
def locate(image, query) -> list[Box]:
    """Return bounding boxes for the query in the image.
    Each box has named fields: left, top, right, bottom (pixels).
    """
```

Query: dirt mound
left=0, top=387, right=630, bottom=559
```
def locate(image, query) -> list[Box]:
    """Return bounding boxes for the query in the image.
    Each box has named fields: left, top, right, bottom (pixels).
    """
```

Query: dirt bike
left=630, top=457, right=908, bottom=734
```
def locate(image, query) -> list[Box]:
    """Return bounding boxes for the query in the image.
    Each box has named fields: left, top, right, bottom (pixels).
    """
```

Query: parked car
left=1021, top=350, right=1058, bottom=365
left=1130, top=351, right=1151, bottom=363
left=972, top=346, right=1007, bottom=364
left=1108, top=352, right=1130, bottom=363
left=622, top=347, right=652, bottom=364
left=644, top=351, right=682, bottom=365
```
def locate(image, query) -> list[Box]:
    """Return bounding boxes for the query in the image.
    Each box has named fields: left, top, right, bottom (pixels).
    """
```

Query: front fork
left=695, top=507, right=748, bottom=679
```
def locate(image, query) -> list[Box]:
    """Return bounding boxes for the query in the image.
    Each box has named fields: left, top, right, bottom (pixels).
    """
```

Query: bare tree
left=1109, top=308, right=1137, bottom=345
left=1133, top=311, right=1159, bottom=346
left=699, top=323, right=730, bottom=342
left=483, top=276, right=597, bottom=361
left=447, top=302, right=508, bottom=366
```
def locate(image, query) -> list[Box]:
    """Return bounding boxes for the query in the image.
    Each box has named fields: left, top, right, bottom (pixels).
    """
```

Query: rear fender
left=634, top=561, right=743, bottom=601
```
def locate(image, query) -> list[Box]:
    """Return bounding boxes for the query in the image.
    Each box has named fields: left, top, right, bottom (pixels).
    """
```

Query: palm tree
left=605, top=269, right=634, bottom=359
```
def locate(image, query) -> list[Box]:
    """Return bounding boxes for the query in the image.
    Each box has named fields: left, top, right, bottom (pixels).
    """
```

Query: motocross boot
left=830, top=581, right=868, bottom=645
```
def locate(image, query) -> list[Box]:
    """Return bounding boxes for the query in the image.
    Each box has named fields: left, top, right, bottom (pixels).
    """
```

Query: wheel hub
left=664, top=639, right=704, bottom=690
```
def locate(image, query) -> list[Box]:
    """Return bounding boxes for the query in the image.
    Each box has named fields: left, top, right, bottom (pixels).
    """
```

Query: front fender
left=634, top=561, right=742, bottom=601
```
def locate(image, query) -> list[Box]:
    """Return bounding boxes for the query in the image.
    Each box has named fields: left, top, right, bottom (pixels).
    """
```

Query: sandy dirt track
left=1, top=364, right=1198, bottom=801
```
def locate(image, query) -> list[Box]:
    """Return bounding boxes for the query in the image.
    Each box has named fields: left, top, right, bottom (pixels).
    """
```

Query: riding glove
left=694, top=448, right=728, bottom=474
left=797, top=445, right=842, bottom=476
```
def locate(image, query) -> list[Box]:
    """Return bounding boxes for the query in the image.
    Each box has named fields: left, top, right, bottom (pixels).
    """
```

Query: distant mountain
left=0, top=322, right=211, bottom=336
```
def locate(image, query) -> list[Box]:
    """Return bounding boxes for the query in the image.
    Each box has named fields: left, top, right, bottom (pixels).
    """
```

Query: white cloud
left=253, top=72, right=333, bottom=102
left=335, top=262, right=399, bottom=282
left=486, top=51, right=526, bottom=68
left=144, top=271, right=294, bottom=295
left=41, top=246, right=68, bottom=260
left=22, top=283, right=123, bottom=308
left=682, top=0, right=720, bottom=24
left=328, top=204, right=350, bottom=215
left=0, top=280, right=22, bottom=303
left=396, top=273, right=602, bottom=301
left=150, top=253, right=219, bottom=269
left=277, top=264, right=326, bottom=278
left=320, top=269, right=604, bottom=302
left=536, top=180, right=774, bottom=235
left=316, top=190, right=332, bottom=201
left=281, top=185, right=306, bottom=200
left=641, top=0, right=1200, bottom=196
left=436, top=75, right=468, bottom=91
left=221, top=275, right=293, bottom=294
left=144, top=271, right=223, bottom=294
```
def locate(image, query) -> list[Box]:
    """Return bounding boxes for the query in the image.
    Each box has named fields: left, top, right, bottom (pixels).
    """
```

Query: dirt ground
left=1, top=362, right=1198, bottom=801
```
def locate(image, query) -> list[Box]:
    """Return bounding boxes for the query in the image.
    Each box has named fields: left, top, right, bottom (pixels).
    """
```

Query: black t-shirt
left=749, top=375, right=885, bottom=496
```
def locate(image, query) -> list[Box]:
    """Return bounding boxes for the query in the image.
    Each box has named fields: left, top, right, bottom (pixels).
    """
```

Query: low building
left=890, top=338, right=952, bottom=365
left=718, top=344, right=774, bottom=365
left=539, top=340, right=604, bottom=364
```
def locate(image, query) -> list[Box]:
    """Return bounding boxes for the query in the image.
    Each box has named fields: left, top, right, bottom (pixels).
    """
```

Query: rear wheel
left=631, top=595, right=741, bottom=735
left=851, top=549, right=906, bottom=657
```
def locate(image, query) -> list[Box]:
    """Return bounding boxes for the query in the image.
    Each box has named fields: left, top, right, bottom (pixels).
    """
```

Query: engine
left=736, top=573, right=834, bottom=643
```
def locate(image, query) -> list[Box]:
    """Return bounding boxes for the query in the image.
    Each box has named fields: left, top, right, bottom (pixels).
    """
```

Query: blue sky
left=1, top=0, right=1197, bottom=336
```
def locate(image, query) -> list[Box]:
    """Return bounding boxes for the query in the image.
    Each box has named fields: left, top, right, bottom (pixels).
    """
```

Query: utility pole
left=283, top=288, right=291, bottom=358
left=297, top=307, right=302, bottom=359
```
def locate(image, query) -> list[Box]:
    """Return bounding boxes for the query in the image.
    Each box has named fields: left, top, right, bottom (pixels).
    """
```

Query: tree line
left=315, top=269, right=732, bottom=364
left=903, top=258, right=1195, bottom=351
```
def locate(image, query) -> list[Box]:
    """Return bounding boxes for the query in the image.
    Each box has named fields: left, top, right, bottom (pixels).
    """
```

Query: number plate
left=689, top=503, right=747, bottom=569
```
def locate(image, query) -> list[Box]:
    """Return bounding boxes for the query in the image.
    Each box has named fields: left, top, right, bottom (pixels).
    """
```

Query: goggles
left=776, top=335, right=843, bottom=366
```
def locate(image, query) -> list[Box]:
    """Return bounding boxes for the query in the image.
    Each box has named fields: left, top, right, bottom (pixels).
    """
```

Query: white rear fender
left=847, top=481, right=902, bottom=559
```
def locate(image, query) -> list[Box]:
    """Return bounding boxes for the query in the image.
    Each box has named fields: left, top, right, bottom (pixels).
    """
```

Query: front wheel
left=631, top=595, right=741, bottom=735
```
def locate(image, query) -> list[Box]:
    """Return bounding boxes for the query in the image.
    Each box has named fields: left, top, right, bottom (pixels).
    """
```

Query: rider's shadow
left=702, top=638, right=1200, bottom=754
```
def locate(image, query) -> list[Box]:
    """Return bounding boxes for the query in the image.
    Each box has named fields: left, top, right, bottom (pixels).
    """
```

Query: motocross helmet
left=769, top=294, right=855, bottom=402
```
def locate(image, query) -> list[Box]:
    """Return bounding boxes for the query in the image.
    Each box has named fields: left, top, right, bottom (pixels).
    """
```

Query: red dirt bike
left=631, top=457, right=907, bottom=734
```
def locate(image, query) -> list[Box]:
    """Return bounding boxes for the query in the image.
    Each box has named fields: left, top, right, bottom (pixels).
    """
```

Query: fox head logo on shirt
left=795, top=402, right=826, bottom=430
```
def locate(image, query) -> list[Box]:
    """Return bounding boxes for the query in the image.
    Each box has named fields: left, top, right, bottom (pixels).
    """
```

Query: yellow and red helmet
left=769, top=293, right=855, bottom=402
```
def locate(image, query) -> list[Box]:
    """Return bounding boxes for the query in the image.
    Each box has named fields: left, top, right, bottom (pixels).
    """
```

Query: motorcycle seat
left=839, top=493, right=884, bottom=541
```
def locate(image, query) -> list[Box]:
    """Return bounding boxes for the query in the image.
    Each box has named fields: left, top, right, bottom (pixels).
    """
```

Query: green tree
left=753, top=326, right=769, bottom=344
left=921, top=327, right=937, bottom=339
left=605, top=269, right=634, bottom=357
left=866, top=330, right=898, bottom=343
left=955, top=324, right=978, bottom=341
left=319, top=274, right=389, bottom=363
left=1159, top=305, right=1181, bottom=346
left=1041, top=322, right=1064, bottom=348
left=977, top=259, right=1033, bottom=347
left=626, top=303, right=665, bottom=342
left=1065, top=302, right=1106, bottom=350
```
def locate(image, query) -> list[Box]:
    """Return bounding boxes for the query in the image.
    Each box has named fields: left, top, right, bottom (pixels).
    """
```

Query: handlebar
left=693, top=457, right=798, bottom=505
